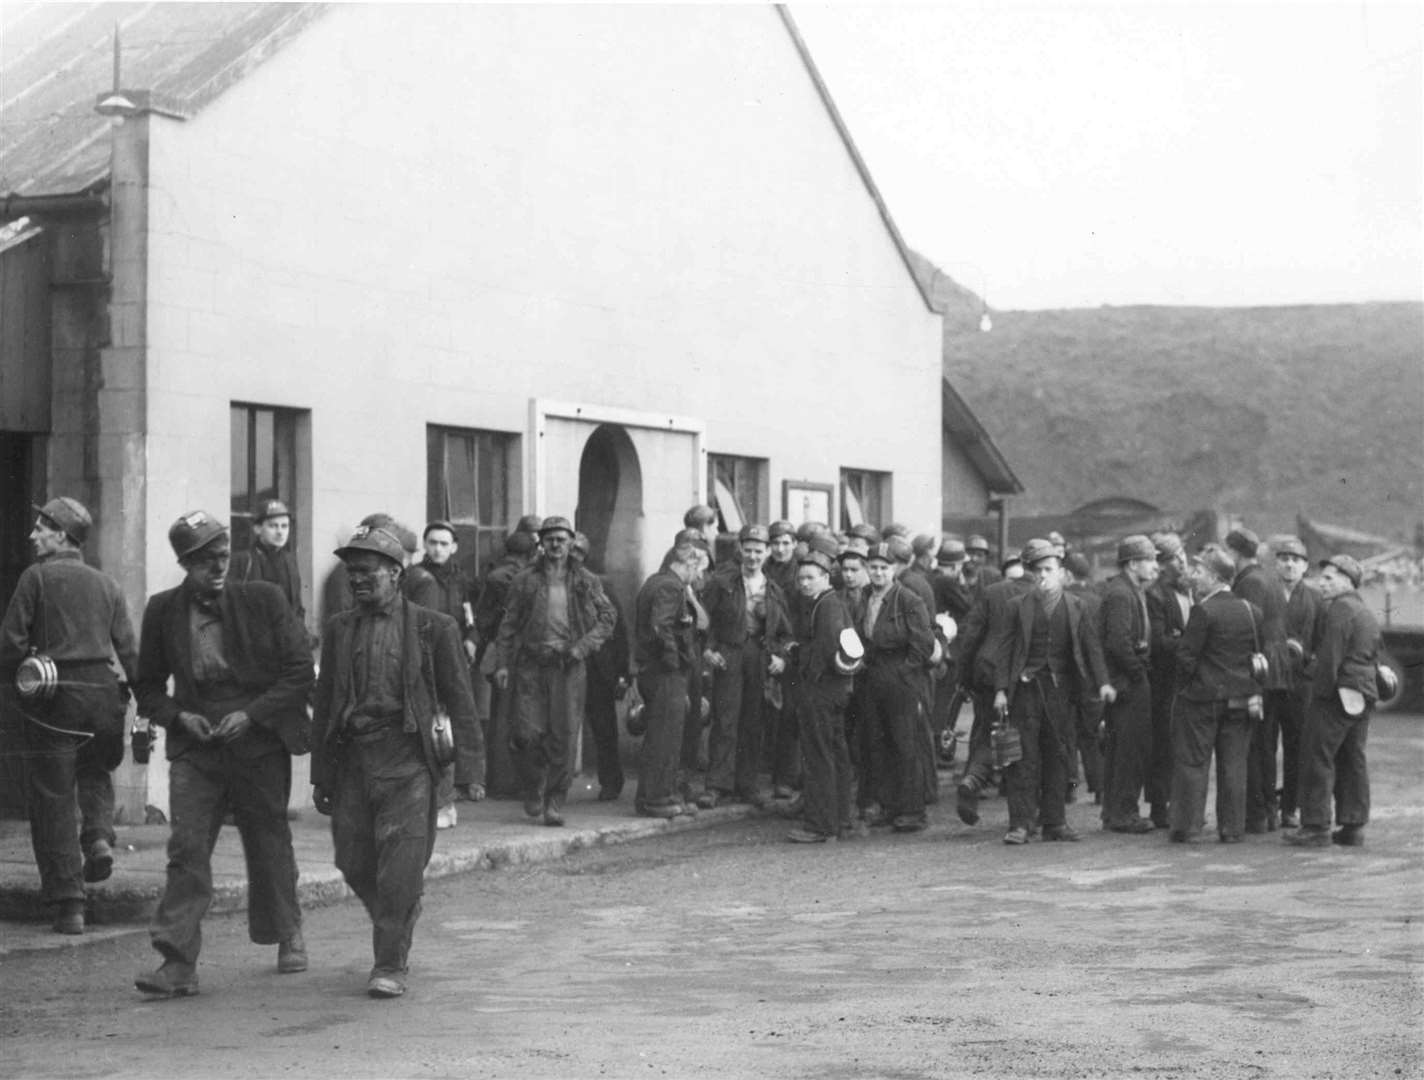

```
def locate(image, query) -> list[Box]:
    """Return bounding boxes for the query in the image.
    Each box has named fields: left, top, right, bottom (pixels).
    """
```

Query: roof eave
left=942, top=377, right=1024, bottom=495
left=776, top=5, right=936, bottom=314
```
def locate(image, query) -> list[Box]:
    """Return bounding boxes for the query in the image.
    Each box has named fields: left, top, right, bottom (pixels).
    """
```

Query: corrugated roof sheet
left=0, top=2, right=325, bottom=197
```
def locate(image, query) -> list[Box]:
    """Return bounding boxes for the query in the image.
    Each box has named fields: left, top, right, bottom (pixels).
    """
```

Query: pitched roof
left=0, top=2, right=325, bottom=197
left=941, top=377, right=1024, bottom=496
left=1, top=4, right=933, bottom=312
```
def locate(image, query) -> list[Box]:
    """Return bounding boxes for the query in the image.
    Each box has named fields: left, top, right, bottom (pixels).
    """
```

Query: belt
left=348, top=722, right=410, bottom=742
left=346, top=711, right=405, bottom=738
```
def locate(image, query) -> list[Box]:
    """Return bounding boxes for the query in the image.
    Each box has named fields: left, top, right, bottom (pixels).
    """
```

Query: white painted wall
left=141, top=5, right=942, bottom=606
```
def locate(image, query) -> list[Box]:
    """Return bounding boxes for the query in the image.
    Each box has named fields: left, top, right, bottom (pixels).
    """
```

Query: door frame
left=527, top=398, right=706, bottom=516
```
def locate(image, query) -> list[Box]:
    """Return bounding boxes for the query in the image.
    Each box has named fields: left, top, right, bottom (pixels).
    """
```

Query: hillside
left=934, top=298, right=1423, bottom=542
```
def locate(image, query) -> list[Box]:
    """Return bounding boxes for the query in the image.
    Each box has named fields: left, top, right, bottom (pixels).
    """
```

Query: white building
left=0, top=3, right=1019, bottom=817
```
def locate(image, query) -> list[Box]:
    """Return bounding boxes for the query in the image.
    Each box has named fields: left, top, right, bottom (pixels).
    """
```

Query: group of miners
left=0, top=496, right=1388, bottom=1003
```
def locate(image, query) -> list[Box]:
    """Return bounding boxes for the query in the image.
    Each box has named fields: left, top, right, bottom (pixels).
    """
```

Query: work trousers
left=636, top=669, right=689, bottom=809
left=150, top=744, right=299, bottom=966
left=514, top=657, right=585, bottom=810
left=1273, top=686, right=1308, bottom=816
left=1073, top=697, right=1104, bottom=794
left=1169, top=698, right=1251, bottom=840
left=797, top=683, right=851, bottom=839
left=1147, top=678, right=1175, bottom=821
left=331, top=727, right=435, bottom=977
left=1245, top=696, right=1281, bottom=829
left=484, top=671, right=519, bottom=798
left=708, top=639, right=767, bottom=797
left=1101, top=675, right=1153, bottom=827
left=585, top=665, right=624, bottom=796
left=848, top=681, right=876, bottom=810
left=679, top=666, right=706, bottom=790
left=1004, top=674, right=1073, bottom=832
left=1297, top=697, right=1370, bottom=831
left=861, top=661, right=927, bottom=823
left=770, top=678, right=802, bottom=791
left=14, top=667, right=125, bottom=905
left=960, top=688, right=997, bottom=791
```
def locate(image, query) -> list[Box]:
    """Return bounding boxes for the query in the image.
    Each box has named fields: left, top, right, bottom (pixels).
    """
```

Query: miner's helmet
left=33, top=496, right=92, bottom=546
left=334, top=523, right=407, bottom=566
left=252, top=498, right=291, bottom=524
left=834, top=627, right=865, bottom=676
left=537, top=515, right=575, bottom=539
left=168, top=510, right=228, bottom=560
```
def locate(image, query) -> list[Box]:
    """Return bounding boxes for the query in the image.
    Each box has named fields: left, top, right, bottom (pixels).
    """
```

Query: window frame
left=426, top=424, right=520, bottom=577
left=230, top=402, right=301, bottom=554
left=707, top=453, right=769, bottom=534
left=839, top=467, right=892, bottom=532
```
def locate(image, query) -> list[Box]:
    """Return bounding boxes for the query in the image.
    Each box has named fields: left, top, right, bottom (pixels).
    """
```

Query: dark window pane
left=230, top=406, right=249, bottom=503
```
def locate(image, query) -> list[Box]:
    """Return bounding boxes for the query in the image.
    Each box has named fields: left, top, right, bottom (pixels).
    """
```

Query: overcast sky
left=789, top=2, right=1423, bottom=311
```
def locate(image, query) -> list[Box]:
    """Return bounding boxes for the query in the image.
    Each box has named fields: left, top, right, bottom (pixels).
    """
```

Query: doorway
left=576, top=423, right=644, bottom=616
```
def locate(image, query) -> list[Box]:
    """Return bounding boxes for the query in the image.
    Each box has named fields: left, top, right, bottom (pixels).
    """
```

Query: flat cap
left=34, top=497, right=92, bottom=546
left=795, top=521, right=828, bottom=543
left=1063, top=552, right=1092, bottom=580
left=937, top=538, right=967, bottom=564
left=738, top=524, right=770, bottom=545
left=168, top=509, right=227, bottom=560
left=1193, top=546, right=1236, bottom=584
left=768, top=520, right=796, bottom=541
left=515, top=514, right=544, bottom=535
left=841, top=535, right=870, bottom=557
left=966, top=534, right=990, bottom=554
left=1152, top=532, right=1184, bottom=560
left=912, top=533, right=941, bottom=558
left=1319, top=553, right=1363, bottom=588
left=253, top=498, right=291, bottom=523
left=1273, top=535, right=1308, bottom=560
left=1224, top=528, right=1260, bottom=559
left=673, top=527, right=711, bottom=553
left=798, top=534, right=838, bottom=572
left=423, top=519, right=457, bottom=540
left=335, top=522, right=406, bottom=566
left=880, top=522, right=910, bottom=541
left=1117, top=534, right=1157, bottom=563
left=847, top=522, right=882, bottom=544
left=1020, top=538, right=1059, bottom=567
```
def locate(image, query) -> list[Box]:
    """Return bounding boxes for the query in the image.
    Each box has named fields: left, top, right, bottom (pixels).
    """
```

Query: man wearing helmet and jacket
left=311, top=521, right=480, bottom=998
left=494, top=516, right=616, bottom=827
left=0, top=497, right=137, bottom=935
left=134, top=510, right=314, bottom=998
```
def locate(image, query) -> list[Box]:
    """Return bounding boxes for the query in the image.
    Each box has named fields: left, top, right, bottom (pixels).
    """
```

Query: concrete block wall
left=138, top=4, right=942, bottom=581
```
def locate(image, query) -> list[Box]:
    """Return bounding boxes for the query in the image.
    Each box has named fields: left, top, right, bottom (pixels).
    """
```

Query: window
left=231, top=403, right=301, bottom=552
left=707, top=454, right=768, bottom=533
left=427, top=426, right=519, bottom=575
left=840, top=468, right=892, bottom=532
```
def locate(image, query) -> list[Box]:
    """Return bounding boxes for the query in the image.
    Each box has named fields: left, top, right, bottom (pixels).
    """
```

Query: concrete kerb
left=0, top=802, right=758, bottom=950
